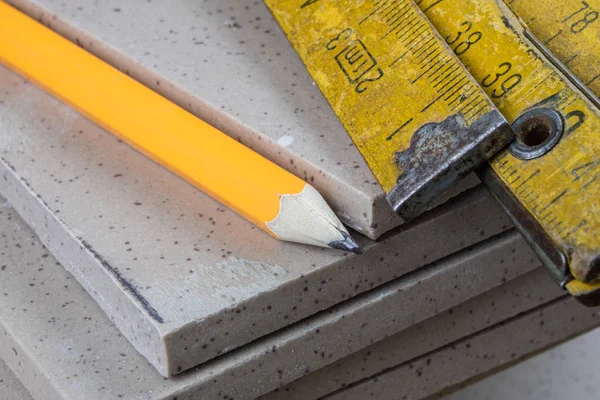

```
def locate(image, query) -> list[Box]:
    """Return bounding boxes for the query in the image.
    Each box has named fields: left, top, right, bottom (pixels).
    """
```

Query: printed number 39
left=481, top=62, right=522, bottom=99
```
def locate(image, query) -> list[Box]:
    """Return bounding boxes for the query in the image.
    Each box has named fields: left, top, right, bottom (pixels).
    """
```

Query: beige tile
left=0, top=65, right=511, bottom=376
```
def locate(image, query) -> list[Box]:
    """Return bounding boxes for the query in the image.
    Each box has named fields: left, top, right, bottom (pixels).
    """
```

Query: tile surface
left=327, top=298, right=600, bottom=400
left=0, top=194, right=541, bottom=400
left=0, top=65, right=511, bottom=376
left=0, top=359, right=33, bottom=400
left=5, top=0, right=481, bottom=238
left=261, top=267, right=564, bottom=400
left=441, top=327, right=600, bottom=400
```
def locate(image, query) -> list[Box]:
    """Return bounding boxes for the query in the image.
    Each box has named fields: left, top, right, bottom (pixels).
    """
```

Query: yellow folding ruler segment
left=418, top=0, right=600, bottom=303
left=507, top=0, right=600, bottom=99
left=504, top=0, right=600, bottom=304
left=265, top=0, right=514, bottom=219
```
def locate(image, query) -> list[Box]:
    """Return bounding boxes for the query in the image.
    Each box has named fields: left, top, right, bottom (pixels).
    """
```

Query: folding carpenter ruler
left=503, top=0, right=600, bottom=305
left=507, top=0, right=600, bottom=101
left=265, top=0, right=514, bottom=220
left=266, top=0, right=600, bottom=305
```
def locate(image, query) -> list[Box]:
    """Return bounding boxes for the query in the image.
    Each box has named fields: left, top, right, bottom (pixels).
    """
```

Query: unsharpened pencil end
left=328, top=231, right=363, bottom=255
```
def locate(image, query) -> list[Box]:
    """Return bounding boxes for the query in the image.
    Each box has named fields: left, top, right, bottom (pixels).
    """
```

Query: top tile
left=6, top=0, right=479, bottom=238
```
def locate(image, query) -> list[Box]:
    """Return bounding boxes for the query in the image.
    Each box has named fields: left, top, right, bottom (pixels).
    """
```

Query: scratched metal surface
left=0, top=65, right=511, bottom=376
left=3, top=0, right=483, bottom=239
left=0, top=191, right=544, bottom=400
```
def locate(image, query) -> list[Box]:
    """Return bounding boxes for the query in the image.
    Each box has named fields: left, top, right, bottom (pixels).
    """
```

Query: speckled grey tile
left=327, top=298, right=599, bottom=400
left=0, top=65, right=511, bottom=376
left=261, top=267, right=564, bottom=400
left=4, top=0, right=482, bottom=238
left=440, top=327, right=600, bottom=400
left=0, top=194, right=541, bottom=400
left=0, top=359, right=33, bottom=400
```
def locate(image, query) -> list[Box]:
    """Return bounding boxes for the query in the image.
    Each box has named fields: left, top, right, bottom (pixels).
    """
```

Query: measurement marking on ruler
left=386, top=118, right=414, bottom=141
left=418, top=55, right=445, bottom=78
left=515, top=170, right=541, bottom=190
left=413, top=54, right=446, bottom=83
left=586, top=73, right=600, bottom=86
left=427, top=56, right=451, bottom=79
left=546, top=215, right=558, bottom=226
left=564, top=219, right=587, bottom=240
left=384, top=7, right=412, bottom=36
left=422, top=74, right=464, bottom=111
left=467, top=105, right=488, bottom=120
left=521, top=190, right=535, bottom=201
left=402, top=20, right=427, bottom=42
left=538, top=188, right=568, bottom=212
left=390, top=9, right=416, bottom=33
left=378, top=0, right=400, bottom=17
left=452, top=90, right=476, bottom=108
left=498, top=159, right=509, bottom=170
left=554, top=220, right=564, bottom=230
left=433, top=65, right=460, bottom=87
left=564, top=54, right=578, bottom=65
left=424, top=57, right=446, bottom=78
left=396, top=16, right=419, bottom=37
left=420, top=0, right=446, bottom=13
left=417, top=48, right=442, bottom=66
left=383, top=2, right=403, bottom=19
left=543, top=30, right=563, bottom=46
left=397, top=21, right=426, bottom=42
left=462, top=98, right=486, bottom=118
left=399, top=24, right=429, bottom=44
left=360, top=0, right=391, bottom=25
left=412, top=40, right=438, bottom=59
left=390, top=31, right=431, bottom=64
left=394, top=9, right=421, bottom=37
left=518, top=72, right=558, bottom=102
left=387, top=2, right=411, bottom=23
left=582, top=173, right=599, bottom=190
left=443, top=79, right=469, bottom=101
left=431, top=64, right=458, bottom=84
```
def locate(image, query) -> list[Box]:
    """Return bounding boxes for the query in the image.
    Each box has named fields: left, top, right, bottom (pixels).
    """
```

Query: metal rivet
left=510, top=108, right=564, bottom=160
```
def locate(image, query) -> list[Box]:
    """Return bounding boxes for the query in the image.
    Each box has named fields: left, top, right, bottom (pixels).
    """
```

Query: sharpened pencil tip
left=328, top=231, right=363, bottom=255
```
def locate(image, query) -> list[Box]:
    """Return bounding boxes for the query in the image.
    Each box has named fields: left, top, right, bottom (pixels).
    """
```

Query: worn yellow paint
left=507, top=0, right=600, bottom=97
left=420, top=0, right=600, bottom=283
left=265, top=0, right=493, bottom=192
left=0, top=1, right=308, bottom=235
left=566, top=279, right=600, bottom=306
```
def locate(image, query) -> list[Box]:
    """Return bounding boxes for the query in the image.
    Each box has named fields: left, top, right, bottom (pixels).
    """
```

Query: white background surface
left=442, top=327, right=600, bottom=400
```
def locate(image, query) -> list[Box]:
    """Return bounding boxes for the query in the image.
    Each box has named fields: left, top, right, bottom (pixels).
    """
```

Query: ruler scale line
left=431, top=64, right=458, bottom=84
left=359, top=0, right=391, bottom=25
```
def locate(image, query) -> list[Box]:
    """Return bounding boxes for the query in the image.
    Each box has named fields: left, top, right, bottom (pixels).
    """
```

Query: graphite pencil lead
left=267, top=184, right=362, bottom=251
left=328, top=231, right=363, bottom=255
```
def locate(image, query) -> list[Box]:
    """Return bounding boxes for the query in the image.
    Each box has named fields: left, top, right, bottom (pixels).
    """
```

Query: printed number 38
left=445, top=21, right=482, bottom=55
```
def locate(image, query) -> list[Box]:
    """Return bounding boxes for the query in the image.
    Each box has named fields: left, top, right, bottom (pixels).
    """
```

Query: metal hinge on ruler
left=266, top=0, right=515, bottom=220
left=267, top=0, right=600, bottom=305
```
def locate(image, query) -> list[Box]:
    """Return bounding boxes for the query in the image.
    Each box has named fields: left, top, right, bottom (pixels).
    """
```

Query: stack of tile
left=0, top=0, right=597, bottom=399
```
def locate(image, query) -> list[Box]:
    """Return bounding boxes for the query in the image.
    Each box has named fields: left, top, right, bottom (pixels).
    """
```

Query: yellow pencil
left=0, top=2, right=361, bottom=253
